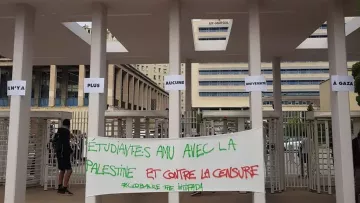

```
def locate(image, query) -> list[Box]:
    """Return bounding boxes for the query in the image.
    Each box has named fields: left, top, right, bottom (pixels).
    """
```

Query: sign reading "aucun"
left=164, top=75, right=185, bottom=91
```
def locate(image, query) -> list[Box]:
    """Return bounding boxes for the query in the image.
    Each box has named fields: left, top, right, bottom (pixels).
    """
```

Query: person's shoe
left=62, top=187, right=74, bottom=196
left=57, top=185, right=64, bottom=194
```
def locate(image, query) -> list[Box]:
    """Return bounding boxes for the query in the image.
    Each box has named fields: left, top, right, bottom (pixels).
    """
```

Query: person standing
left=54, top=119, right=73, bottom=195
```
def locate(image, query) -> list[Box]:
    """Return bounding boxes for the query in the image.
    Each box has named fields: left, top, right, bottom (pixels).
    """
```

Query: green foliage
left=307, top=104, right=314, bottom=111
left=352, top=62, right=360, bottom=79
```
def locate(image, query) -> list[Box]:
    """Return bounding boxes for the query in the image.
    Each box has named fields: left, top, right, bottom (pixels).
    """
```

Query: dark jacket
left=56, top=127, right=72, bottom=157
left=352, top=137, right=360, bottom=168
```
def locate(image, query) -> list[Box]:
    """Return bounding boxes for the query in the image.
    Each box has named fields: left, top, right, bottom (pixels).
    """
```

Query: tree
left=351, top=62, right=360, bottom=106
left=307, top=104, right=314, bottom=111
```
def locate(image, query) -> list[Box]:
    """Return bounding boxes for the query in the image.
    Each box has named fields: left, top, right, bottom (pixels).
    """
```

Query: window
left=199, top=91, right=319, bottom=97
left=198, top=37, right=227, bottom=41
left=199, top=68, right=329, bottom=75
left=158, top=75, right=161, bottom=79
left=199, top=27, right=229, bottom=32
left=159, top=68, right=161, bottom=73
left=153, top=75, right=156, bottom=80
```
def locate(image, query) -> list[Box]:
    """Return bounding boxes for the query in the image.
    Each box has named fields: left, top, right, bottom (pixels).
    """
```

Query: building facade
left=0, top=58, right=169, bottom=111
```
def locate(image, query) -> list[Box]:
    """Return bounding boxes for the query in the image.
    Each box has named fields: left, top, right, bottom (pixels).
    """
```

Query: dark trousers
left=355, top=168, right=360, bottom=203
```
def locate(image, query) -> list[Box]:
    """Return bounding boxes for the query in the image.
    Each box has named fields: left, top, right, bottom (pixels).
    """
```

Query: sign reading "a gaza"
left=84, top=78, right=105, bottom=93
left=331, top=75, right=354, bottom=92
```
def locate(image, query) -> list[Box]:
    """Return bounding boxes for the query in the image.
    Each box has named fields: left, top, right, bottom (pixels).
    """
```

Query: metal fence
left=0, top=110, right=336, bottom=195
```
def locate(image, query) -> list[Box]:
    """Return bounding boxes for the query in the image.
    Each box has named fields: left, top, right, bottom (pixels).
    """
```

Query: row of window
left=199, top=80, right=323, bottom=86
left=198, top=91, right=320, bottom=97
left=263, top=100, right=312, bottom=105
left=198, top=69, right=329, bottom=75
left=198, top=37, right=227, bottom=41
left=198, top=27, right=229, bottom=32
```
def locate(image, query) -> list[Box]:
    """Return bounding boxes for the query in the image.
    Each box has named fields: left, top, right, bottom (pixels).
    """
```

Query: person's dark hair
left=62, top=119, right=70, bottom=127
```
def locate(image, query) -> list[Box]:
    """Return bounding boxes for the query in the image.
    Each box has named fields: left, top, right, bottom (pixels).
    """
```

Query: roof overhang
left=0, top=0, right=358, bottom=65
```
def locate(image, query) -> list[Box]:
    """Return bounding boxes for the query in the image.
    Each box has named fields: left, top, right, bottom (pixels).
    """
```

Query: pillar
left=86, top=3, right=107, bottom=203
left=78, top=65, right=85, bottom=106
left=107, top=64, right=115, bottom=107
left=248, top=0, right=265, bottom=202
left=129, top=76, right=134, bottom=110
left=60, top=67, right=68, bottom=106
left=145, top=118, right=150, bottom=138
left=328, top=0, right=354, bottom=202
left=4, top=4, right=35, bottom=203
left=237, top=118, right=245, bottom=131
left=123, top=73, right=129, bottom=109
left=49, top=65, right=57, bottom=107
left=33, top=71, right=41, bottom=106
left=185, top=59, right=192, bottom=111
left=115, top=67, right=122, bottom=107
left=147, top=87, right=152, bottom=110
left=272, top=57, right=285, bottom=190
left=223, top=119, right=228, bottom=134
left=169, top=1, right=181, bottom=203
left=134, top=79, right=139, bottom=110
left=126, top=118, right=133, bottom=138
left=139, top=82, right=144, bottom=110
left=134, top=118, right=141, bottom=138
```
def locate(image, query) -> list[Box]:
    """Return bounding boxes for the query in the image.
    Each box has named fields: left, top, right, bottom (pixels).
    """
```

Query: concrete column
left=145, top=118, right=150, bottom=138
left=223, top=119, right=228, bottom=134
left=60, top=67, right=68, bottom=106
left=33, top=71, right=41, bottom=106
left=169, top=1, right=181, bottom=203
left=115, top=68, right=122, bottom=107
left=129, top=76, right=134, bottom=110
left=328, top=1, right=354, bottom=202
left=107, top=64, right=115, bottom=107
left=134, top=79, right=139, bottom=109
left=139, top=82, right=144, bottom=110
left=248, top=1, right=265, bottom=202
left=237, top=118, right=245, bottom=131
left=143, top=84, right=148, bottom=110
left=185, top=59, right=192, bottom=111
left=147, top=86, right=152, bottom=110
left=5, top=4, right=35, bottom=203
left=49, top=65, right=57, bottom=107
left=86, top=3, right=107, bottom=203
left=123, top=73, right=129, bottom=109
left=126, top=118, right=133, bottom=138
left=78, top=65, right=85, bottom=106
left=134, top=118, right=141, bottom=138
left=272, top=57, right=285, bottom=190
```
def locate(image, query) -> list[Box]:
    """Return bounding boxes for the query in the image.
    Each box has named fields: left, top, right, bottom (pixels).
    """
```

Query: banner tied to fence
left=85, top=128, right=265, bottom=197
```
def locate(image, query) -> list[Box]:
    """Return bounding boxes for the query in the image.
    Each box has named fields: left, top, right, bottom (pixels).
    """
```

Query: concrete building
left=0, top=58, right=169, bottom=111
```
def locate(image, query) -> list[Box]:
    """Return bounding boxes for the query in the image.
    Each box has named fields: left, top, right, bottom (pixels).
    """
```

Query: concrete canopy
left=0, top=0, right=357, bottom=65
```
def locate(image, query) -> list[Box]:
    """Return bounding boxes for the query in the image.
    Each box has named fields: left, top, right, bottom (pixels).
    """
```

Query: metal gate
left=0, top=118, right=49, bottom=187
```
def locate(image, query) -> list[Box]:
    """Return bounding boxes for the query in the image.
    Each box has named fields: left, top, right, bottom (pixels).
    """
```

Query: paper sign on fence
left=85, top=128, right=265, bottom=197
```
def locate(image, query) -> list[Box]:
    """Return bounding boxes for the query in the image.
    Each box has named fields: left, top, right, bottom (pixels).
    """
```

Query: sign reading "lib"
left=84, top=78, right=105, bottom=93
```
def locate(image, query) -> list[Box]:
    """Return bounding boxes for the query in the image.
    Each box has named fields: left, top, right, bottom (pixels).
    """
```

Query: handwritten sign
left=84, top=78, right=105, bottom=93
left=245, top=76, right=267, bottom=92
left=331, top=75, right=354, bottom=92
left=7, top=80, right=26, bottom=96
left=86, top=128, right=265, bottom=197
left=164, top=75, right=185, bottom=91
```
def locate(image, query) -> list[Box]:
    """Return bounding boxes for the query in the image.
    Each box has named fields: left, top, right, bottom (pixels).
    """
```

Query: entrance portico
left=0, top=0, right=359, bottom=203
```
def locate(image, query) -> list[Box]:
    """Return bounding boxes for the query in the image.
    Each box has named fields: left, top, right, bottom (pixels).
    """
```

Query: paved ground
left=0, top=186, right=335, bottom=203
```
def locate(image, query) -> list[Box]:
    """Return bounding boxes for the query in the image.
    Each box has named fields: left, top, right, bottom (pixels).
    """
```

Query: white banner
left=86, top=128, right=265, bottom=197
